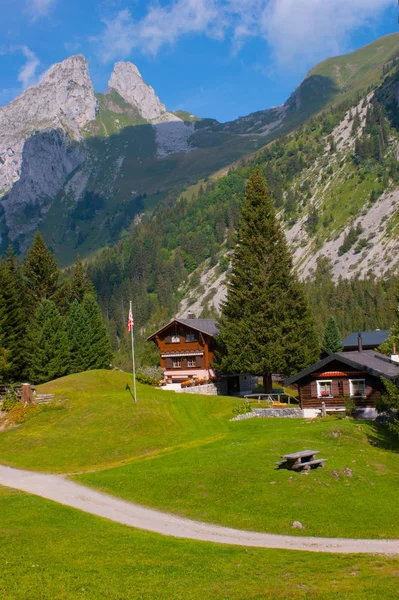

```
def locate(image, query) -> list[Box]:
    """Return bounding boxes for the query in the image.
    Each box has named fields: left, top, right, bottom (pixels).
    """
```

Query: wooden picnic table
left=276, top=450, right=327, bottom=471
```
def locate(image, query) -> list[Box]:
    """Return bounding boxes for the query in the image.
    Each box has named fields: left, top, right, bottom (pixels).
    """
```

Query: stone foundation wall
left=231, top=408, right=303, bottom=421
left=177, top=383, right=223, bottom=395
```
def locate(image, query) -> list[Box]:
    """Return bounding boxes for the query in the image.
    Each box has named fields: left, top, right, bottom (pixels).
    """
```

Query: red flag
left=127, top=306, right=134, bottom=332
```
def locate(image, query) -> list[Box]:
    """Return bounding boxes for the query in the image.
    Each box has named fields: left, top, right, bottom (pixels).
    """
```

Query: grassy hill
left=0, top=370, right=235, bottom=472
left=0, top=371, right=398, bottom=540
left=309, top=33, right=399, bottom=98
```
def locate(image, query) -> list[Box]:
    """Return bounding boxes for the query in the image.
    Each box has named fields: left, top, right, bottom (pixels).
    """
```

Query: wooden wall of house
left=154, top=323, right=215, bottom=370
left=298, top=364, right=384, bottom=410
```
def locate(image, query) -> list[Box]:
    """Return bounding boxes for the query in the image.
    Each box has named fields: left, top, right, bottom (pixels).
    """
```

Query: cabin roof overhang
left=147, top=318, right=219, bottom=342
left=285, top=350, right=399, bottom=386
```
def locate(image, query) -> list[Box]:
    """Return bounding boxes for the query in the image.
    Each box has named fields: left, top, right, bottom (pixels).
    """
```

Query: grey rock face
left=108, top=61, right=180, bottom=124
left=2, top=130, right=85, bottom=248
left=0, top=55, right=97, bottom=242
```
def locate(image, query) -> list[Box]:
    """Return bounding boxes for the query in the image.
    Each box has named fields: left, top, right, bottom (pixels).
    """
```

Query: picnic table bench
left=276, top=450, right=327, bottom=471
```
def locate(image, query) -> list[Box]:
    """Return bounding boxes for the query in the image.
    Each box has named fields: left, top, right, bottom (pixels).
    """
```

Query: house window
left=173, top=358, right=182, bottom=368
left=186, top=333, right=196, bottom=342
left=187, top=358, right=196, bottom=367
left=349, top=379, right=366, bottom=398
left=317, top=380, right=333, bottom=398
left=171, top=335, right=180, bottom=343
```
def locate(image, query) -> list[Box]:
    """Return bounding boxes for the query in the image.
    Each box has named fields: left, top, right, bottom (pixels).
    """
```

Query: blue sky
left=0, top=0, right=398, bottom=122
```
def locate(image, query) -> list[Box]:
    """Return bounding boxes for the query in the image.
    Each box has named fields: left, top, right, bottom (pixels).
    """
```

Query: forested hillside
left=86, top=60, right=399, bottom=368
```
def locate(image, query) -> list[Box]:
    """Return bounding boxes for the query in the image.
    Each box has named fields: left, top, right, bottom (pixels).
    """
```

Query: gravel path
left=1, top=464, right=399, bottom=555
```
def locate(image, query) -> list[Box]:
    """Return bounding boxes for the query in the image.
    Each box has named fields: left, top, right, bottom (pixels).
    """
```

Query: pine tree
left=24, top=232, right=61, bottom=309
left=68, top=258, right=95, bottom=304
left=82, top=294, right=112, bottom=369
left=65, top=300, right=93, bottom=373
left=0, top=285, right=11, bottom=382
left=377, top=378, right=399, bottom=436
left=27, top=300, right=70, bottom=384
left=351, top=110, right=361, bottom=134
left=323, top=316, right=342, bottom=354
left=215, top=168, right=320, bottom=393
left=0, top=248, right=28, bottom=381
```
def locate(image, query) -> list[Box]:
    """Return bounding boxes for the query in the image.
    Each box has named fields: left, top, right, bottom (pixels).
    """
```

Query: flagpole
left=130, top=301, right=137, bottom=402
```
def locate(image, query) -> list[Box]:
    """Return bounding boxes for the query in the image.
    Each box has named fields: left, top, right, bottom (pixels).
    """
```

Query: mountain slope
left=1, top=35, right=399, bottom=265
left=82, top=58, right=399, bottom=356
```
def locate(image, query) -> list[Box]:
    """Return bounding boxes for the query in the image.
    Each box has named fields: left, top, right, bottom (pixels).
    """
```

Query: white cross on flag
left=127, top=307, right=134, bottom=332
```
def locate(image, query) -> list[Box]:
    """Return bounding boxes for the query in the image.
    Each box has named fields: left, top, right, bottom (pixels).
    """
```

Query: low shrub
left=344, top=394, right=356, bottom=417
left=1, top=386, right=19, bottom=412
left=136, top=372, right=162, bottom=387
left=232, top=401, right=252, bottom=416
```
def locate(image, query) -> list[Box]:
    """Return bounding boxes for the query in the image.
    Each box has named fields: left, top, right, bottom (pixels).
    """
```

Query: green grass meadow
left=1, top=486, right=399, bottom=600
left=1, top=370, right=399, bottom=598
left=77, top=415, right=399, bottom=539
left=0, top=370, right=234, bottom=472
left=0, top=371, right=398, bottom=540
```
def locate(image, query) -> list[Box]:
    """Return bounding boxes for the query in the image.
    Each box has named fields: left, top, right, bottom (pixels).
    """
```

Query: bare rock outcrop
left=0, top=55, right=97, bottom=195
left=0, top=55, right=97, bottom=243
left=108, top=62, right=180, bottom=124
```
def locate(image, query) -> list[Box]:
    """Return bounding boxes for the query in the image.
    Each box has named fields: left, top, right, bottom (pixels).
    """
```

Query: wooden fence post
left=21, top=384, right=35, bottom=405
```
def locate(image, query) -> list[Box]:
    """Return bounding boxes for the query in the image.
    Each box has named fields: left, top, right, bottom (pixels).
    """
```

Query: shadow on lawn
left=125, top=383, right=135, bottom=402
left=365, top=422, right=399, bottom=453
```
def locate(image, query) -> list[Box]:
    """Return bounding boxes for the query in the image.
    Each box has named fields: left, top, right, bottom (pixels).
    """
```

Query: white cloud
left=95, top=0, right=394, bottom=66
left=18, top=46, right=40, bottom=88
left=260, top=0, right=395, bottom=66
left=25, top=0, right=56, bottom=19
left=0, top=46, right=40, bottom=93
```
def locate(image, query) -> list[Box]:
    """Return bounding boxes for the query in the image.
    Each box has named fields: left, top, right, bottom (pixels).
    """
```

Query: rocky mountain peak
left=108, top=61, right=179, bottom=123
left=2, top=54, right=97, bottom=135
left=0, top=54, right=98, bottom=244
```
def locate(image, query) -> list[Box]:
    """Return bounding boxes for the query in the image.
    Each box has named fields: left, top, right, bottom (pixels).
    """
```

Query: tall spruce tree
left=379, top=295, right=399, bottom=355
left=0, top=248, right=28, bottom=381
left=27, top=300, right=70, bottom=384
left=65, top=300, right=93, bottom=373
left=215, top=168, right=320, bottom=392
left=24, top=232, right=61, bottom=309
left=68, top=258, right=95, bottom=304
left=0, top=288, right=11, bottom=382
left=82, top=294, right=112, bottom=369
left=323, top=316, right=342, bottom=354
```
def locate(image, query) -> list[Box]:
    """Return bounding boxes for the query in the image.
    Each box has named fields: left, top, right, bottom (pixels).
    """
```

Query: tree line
left=0, top=233, right=112, bottom=384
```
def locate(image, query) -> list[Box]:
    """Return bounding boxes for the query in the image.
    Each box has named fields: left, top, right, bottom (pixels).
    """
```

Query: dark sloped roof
left=147, top=318, right=219, bottom=341
left=342, top=330, right=390, bottom=349
left=285, top=350, right=399, bottom=386
left=177, top=319, right=219, bottom=336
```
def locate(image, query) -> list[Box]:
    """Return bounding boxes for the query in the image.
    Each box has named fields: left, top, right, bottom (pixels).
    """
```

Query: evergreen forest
left=0, top=233, right=112, bottom=384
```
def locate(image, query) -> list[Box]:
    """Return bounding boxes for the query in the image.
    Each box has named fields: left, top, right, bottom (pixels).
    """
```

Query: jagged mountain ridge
left=1, top=34, right=399, bottom=264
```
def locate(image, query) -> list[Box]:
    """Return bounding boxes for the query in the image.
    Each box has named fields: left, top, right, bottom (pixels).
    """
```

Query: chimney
left=357, top=333, right=363, bottom=353
left=187, top=309, right=195, bottom=320
left=391, top=344, right=399, bottom=364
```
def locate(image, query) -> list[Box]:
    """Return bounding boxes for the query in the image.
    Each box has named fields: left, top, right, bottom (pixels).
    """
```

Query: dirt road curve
left=1, top=464, right=398, bottom=555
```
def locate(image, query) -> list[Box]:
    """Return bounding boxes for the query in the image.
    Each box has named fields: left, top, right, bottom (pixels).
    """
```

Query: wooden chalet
left=147, top=314, right=219, bottom=383
left=285, top=341, right=399, bottom=418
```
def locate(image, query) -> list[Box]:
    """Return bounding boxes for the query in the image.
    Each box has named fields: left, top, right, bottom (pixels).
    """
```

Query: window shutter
left=165, top=336, right=171, bottom=344
left=310, top=381, right=317, bottom=398
left=166, top=358, right=172, bottom=368
left=195, top=355, right=202, bottom=368
left=332, top=380, right=339, bottom=397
